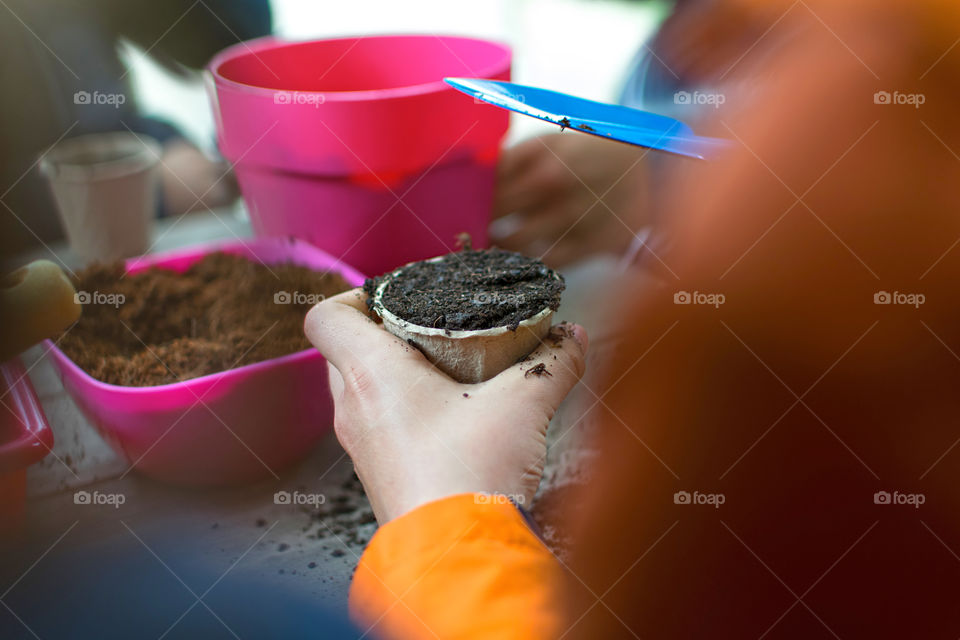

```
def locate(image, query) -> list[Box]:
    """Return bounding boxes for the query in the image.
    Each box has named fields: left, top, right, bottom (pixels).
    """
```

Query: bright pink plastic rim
left=0, top=359, right=53, bottom=474
left=209, top=34, right=512, bottom=101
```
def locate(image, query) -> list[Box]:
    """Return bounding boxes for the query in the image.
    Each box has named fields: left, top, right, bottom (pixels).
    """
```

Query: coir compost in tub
left=59, top=252, right=349, bottom=386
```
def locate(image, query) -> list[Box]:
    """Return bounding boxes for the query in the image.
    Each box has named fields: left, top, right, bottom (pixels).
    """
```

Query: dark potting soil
left=59, top=252, right=350, bottom=386
left=364, top=248, right=564, bottom=331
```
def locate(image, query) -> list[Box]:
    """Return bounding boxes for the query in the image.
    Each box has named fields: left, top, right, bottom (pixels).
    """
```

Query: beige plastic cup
left=371, top=261, right=559, bottom=383
left=40, top=132, right=160, bottom=263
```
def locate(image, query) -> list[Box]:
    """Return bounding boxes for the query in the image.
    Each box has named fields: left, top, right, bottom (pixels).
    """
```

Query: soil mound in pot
left=365, top=248, right=564, bottom=331
left=59, top=252, right=349, bottom=386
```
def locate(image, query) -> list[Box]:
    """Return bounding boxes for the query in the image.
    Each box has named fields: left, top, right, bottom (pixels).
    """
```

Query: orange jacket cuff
left=349, top=493, right=563, bottom=640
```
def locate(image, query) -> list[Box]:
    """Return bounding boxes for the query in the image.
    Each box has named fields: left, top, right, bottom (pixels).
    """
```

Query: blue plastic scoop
left=444, top=77, right=730, bottom=161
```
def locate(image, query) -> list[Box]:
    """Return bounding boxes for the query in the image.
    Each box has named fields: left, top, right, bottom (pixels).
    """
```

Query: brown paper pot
left=40, top=132, right=160, bottom=264
left=371, top=267, right=556, bottom=383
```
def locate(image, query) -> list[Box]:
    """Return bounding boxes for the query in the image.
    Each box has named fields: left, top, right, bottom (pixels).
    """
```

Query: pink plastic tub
left=207, top=35, right=511, bottom=276
left=0, top=358, right=53, bottom=536
left=45, top=238, right=365, bottom=486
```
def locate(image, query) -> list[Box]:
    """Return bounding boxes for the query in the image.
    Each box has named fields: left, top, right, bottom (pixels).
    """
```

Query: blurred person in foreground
left=306, top=0, right=960, bottom=637
left=0, top=0, right=271, bottom=259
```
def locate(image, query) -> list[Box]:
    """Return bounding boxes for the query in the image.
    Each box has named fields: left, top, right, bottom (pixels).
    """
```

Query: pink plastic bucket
left=45, top=238, right=365, bottom=486
left=207, top=35, right=511, bottom=276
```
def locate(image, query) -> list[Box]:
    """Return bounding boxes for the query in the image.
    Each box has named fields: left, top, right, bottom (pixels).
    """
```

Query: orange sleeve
left=349, top=493, right=564, bottom=640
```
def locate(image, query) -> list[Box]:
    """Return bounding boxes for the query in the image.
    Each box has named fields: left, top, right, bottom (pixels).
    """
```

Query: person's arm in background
left=304, top=292, right=587, bottom=639
left=492, top=133, right=654, bottom=266
left=491, top=1, right=681, bottom=266
left=489, top=0, right=701, bottom=267
left=492, top=0, right=787, bottom=268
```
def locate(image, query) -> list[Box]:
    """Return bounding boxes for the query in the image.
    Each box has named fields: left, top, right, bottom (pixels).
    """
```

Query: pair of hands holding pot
left=305, top=290, right=588, bottom=524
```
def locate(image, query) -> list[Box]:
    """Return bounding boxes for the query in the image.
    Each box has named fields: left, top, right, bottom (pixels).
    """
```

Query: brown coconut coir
left=59, top=252, right=349, bottom=386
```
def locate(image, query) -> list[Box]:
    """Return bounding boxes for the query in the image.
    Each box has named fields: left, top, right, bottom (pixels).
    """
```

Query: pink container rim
left=44, top=237, right=365, bottom=396
left=207, top=34, right=512, bottom=102
left=0, top=359, right=54, bottom=473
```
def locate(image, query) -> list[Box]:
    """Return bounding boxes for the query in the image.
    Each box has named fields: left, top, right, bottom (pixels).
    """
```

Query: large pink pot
left=207, top=35, right=511, bottom=276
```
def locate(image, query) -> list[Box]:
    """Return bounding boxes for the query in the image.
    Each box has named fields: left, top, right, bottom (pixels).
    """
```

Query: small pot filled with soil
left=365, top=248, right=564, bottom=383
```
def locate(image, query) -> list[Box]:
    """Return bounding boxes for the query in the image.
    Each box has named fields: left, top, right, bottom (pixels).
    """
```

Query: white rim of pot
left=371, top=256, right=559, bottom=339
left=39, top=132, right=162, bottom=183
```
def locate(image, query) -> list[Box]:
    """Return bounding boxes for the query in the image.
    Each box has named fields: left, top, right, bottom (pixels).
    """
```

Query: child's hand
left=305, top=289, right=588, bottom=524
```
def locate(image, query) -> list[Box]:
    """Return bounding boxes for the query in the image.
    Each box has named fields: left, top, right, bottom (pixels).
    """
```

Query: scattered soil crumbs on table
left=59, top=252, right=349, bottom=386
left=365, top=248, right=564, bottom=331
left=277, top=449, right=597, bottom=562
left=298, top=473, right=376, bottom=552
